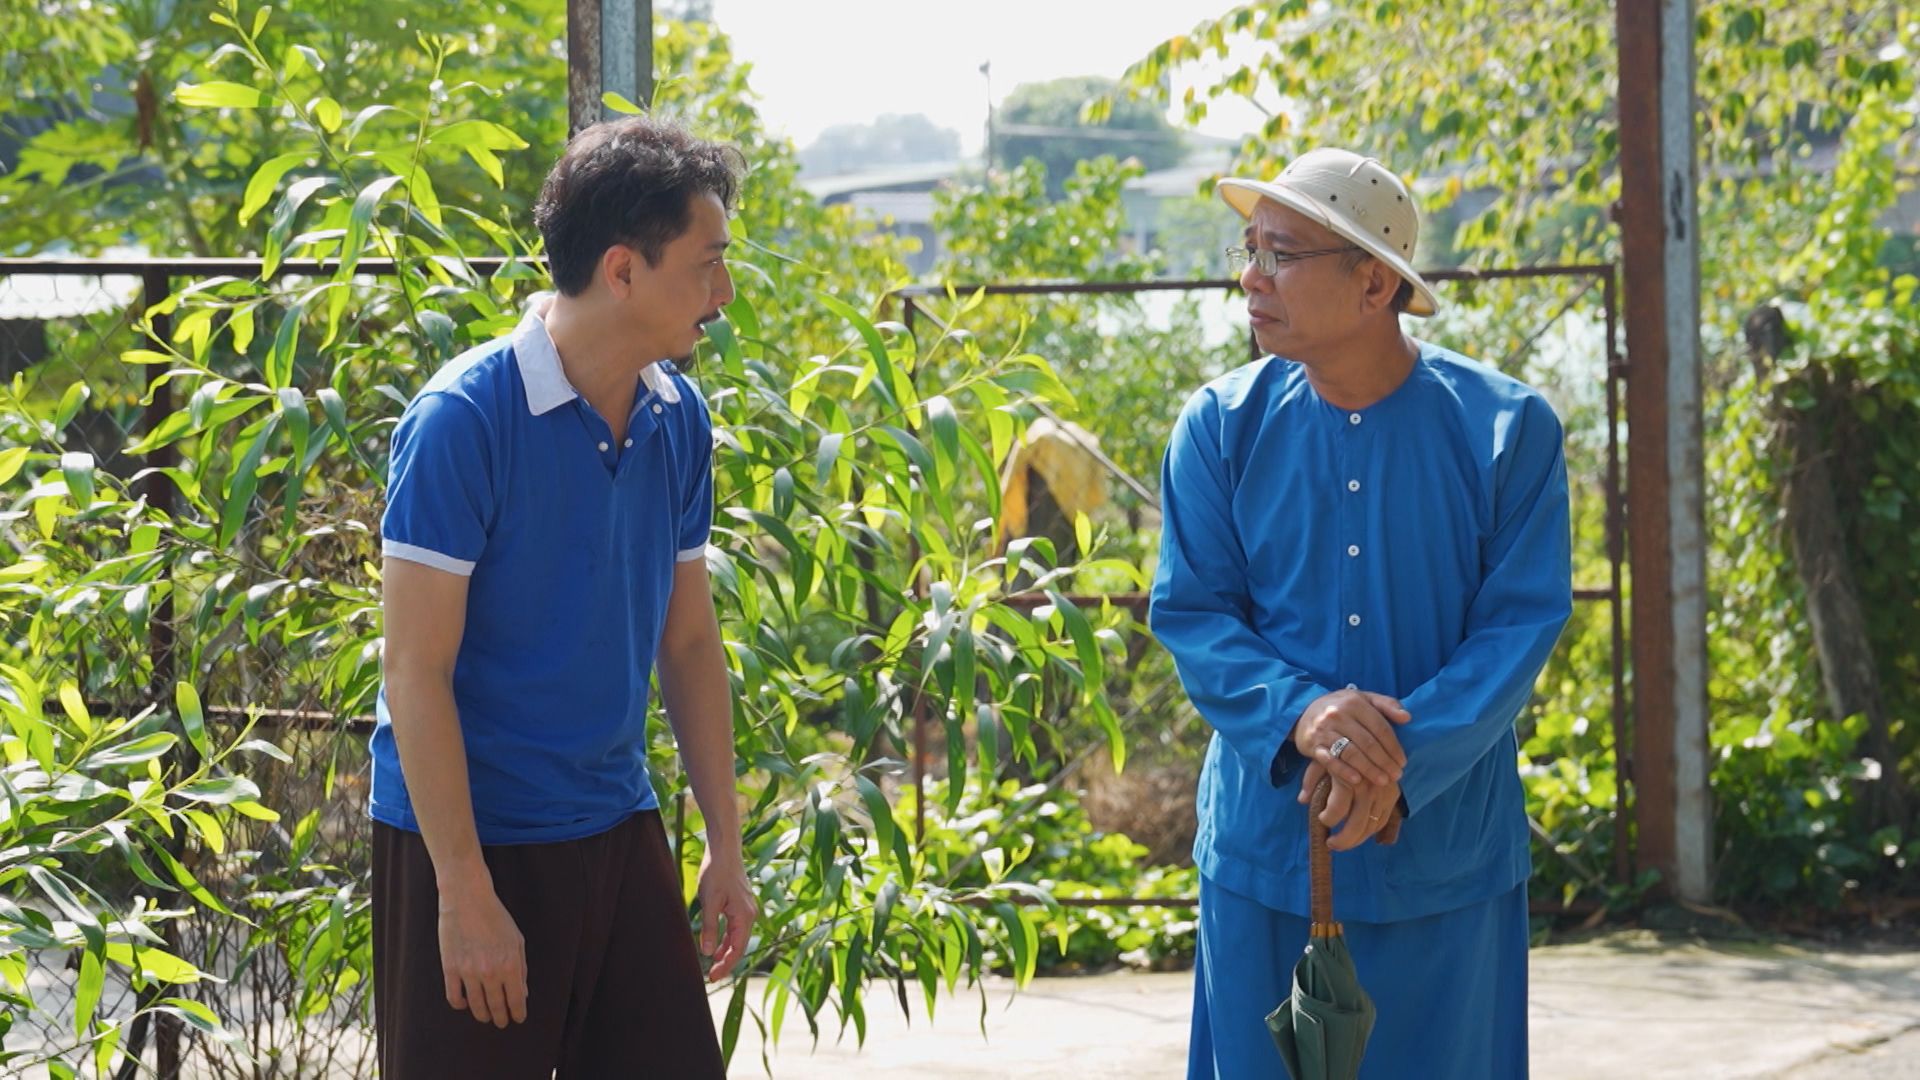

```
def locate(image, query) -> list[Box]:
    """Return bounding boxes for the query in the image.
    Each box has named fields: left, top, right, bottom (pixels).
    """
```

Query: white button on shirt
left=652, top=404, right=663, bottom=414
left=597, top=441, right=609, bottom=452
left=1348, top=545, right=1360, bottom=557
left=1348, top=614, right=1362, bottom=627
left=1347, top=479, right=1361, bottom=492
left=624, top=438, right=633, bottom=448
left=1350, top=412, right=1362, bottom=425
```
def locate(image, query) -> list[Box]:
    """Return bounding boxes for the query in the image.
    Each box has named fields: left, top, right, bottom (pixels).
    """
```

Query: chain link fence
left=3, top=260, right=390, bottom=1078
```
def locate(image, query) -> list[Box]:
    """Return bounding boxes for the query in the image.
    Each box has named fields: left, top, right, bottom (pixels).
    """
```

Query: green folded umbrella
left=1265, top=778, right=1394, bottom=1080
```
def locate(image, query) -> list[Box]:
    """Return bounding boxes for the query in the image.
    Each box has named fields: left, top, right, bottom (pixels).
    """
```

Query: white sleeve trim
left=383, top=540, right=477, bottom=576
left=676, top=543, right=710, bottom=563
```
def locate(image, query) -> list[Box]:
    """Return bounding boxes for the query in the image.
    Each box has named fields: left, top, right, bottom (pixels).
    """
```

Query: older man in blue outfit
left=1150, top=148, right=1573, bottom=1079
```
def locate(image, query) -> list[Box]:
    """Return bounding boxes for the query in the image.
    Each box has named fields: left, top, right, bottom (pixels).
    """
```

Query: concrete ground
left=720, top=932, right=1920, bottom=1079
left=12, top=931, right=1916, bottom=1076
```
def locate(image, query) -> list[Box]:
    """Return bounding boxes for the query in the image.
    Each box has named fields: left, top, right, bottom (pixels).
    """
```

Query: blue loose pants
left=1189, top=876, right=1530, bottom=1080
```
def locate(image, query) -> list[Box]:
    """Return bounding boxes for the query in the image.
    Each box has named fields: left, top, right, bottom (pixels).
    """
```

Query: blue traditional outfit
left=1150, top=343, right=1572, bottom=1079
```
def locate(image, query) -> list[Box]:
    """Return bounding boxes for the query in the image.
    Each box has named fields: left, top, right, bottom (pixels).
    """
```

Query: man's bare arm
left=656, top=556, right=756, bottom=981
left=382, top=556, right=527, bottom=1026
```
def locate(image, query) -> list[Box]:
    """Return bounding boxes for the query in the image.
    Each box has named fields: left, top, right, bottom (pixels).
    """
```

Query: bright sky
left=706, top=0, right=1267, bottom=157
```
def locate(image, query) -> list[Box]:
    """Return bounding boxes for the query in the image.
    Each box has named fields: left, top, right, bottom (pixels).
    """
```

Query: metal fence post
left=140, top=268, right=187, bottom=1079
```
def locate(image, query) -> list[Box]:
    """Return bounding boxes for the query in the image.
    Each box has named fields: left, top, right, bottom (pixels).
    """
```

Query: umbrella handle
left=1309, top=776, right=1336, bottom=932
left=1307, top=777, right=1405, bottom=931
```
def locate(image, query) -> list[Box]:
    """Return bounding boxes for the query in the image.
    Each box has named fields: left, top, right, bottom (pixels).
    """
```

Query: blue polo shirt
left=370, top=298, right=714, bottom=845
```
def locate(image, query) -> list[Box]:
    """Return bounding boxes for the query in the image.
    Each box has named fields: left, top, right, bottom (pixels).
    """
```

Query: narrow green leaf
left=813, top=432, right=845, bottom=483
left=0, top=446, right=29, bottom=485
left=123, top=581, right=151, bottom=636
left=216, top=411, right=279, bottom=550
left=768, top=962, right=793, bottom=1047
left=316, top=386, right=351, bottom=447
left=28, top=866, right=93, bottom=924
left=105, top=943, right=201, bottom=984
left=184, top=808, right=227, bottom=854
left=719, top=975, right=747, bottom=1065
left=816, top=293, right=898, bottom=408
left=55, top=380, right=90, bottom=429
left=1007, top=903, right=1039, bottom=985
left=239, top=151, right=309, bottom=226
left=854, top=774, right=895, bottom=856
left=143, top=835, right=237, bottom=917
left=926, top=395, right=960, bottom=471
left=59, top=452, right=95, bottom=508
left=93, top=1014, right=122, bottom=1076
left=288, top=44, right=325, bottom=75
left=877, top=425, right=937, bottom=485
left=313, top=95, right=342, bottom=132
left=603, top=91, right=644, bottom=115
left=178, top=775, right=261, bottom=804
left=230, top=303, right=256, bottom=353
left=340, top=174, right=407, bottom=278
left=231, top=798, right=281, bottom=822
left=159, top=996, right=223, bottom=1033
left=344, top=104, right=400, bottom=148
left=1046, top=589, right=1104, bottom=690
left=84, top=732, right=178, bottom=769
left=58, top=681, right=93, bottom=735
left=175, top=81, right=269, bottom=108
left=125, top=410, right=195, bottom=456
left=945, top=716, right=967, bottom=814
left=74, top=946, right=104, bottom=1038
left=958, top=425, right=1001, bottom=524
left=278, top=387, right=310, bottom=480
left=406, top=167, right=445, bottom=229
left=176, top=681, right=209, bottom=759
left=264, top=176, right=331, bottom=279
left=952, top=626, right=977, bottom=747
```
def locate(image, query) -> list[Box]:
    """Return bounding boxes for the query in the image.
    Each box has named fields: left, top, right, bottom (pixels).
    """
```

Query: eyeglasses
left=1225, top=245, right=1362, bottom=277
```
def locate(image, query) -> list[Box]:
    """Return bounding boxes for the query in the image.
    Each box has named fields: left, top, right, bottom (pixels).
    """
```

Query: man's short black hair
left=532, top=115, right=746, bottom=296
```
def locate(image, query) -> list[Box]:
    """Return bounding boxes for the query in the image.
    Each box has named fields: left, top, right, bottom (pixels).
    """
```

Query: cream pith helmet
left=1217, top=148, right=1438, bottom=317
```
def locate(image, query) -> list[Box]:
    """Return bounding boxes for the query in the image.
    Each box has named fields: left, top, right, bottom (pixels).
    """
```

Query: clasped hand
left=1292, top=689, right=1411, bottom=851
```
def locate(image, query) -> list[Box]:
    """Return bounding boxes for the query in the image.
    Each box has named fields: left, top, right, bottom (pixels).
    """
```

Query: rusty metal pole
left=1603, top=271, right=1633, bottom=889
left=1616, top=0, right=1713, bottom=903
left=138, top=270, right=187, bottom=1079
left=568, top=0, right=654, bottom=136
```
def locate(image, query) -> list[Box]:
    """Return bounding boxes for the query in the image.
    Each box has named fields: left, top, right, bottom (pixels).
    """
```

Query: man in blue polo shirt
left=370, top=115, right=754, bottom=1077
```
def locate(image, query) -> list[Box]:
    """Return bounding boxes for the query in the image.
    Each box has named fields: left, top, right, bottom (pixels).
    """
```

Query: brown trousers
left=372, top=811, right=725, bottom=1079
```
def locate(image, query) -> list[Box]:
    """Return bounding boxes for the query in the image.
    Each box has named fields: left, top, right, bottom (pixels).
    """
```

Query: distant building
left=803, top=133, right=1920, bottom=285
left=1121, top=144, right=1239, bottom=278
left=800, top=162, right=964, bottom=277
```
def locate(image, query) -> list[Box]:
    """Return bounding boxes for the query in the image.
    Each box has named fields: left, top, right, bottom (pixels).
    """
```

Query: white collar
left=512, top=293, right=681, bottom=416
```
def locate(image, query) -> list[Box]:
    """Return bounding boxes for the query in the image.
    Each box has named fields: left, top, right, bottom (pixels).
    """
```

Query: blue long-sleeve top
left=1149, top=343, right=1573, bottom=922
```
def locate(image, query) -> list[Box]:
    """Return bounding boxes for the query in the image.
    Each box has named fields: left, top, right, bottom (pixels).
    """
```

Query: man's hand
left=696, top=847, right=757, bottom=982
left=1301, top=762, right=1403, bottom=851
left=1292, top=689, right=1412, bottom=788
left=437, top=871, right=528, bottom=1028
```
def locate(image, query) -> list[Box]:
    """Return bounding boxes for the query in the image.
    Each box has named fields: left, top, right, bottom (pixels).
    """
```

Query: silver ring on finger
left=1328, top=736, right=1352, bottom=760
